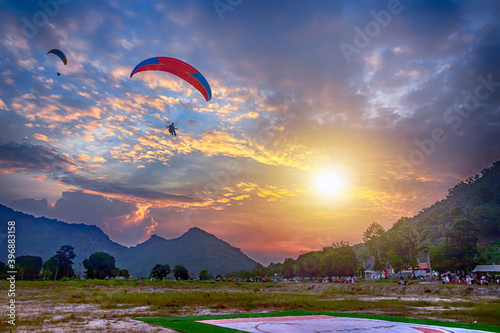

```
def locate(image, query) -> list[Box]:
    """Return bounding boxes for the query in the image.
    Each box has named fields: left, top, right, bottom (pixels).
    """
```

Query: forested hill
left=408, top=160, right=500, bottom=246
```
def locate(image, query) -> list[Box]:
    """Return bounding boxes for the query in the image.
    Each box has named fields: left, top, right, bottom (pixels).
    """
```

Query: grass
left=137, top=310, right=500, bottom=333
left=0, top=279, right=499, bottom=331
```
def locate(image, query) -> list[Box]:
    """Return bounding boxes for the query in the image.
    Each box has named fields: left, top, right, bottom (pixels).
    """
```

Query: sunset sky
left=1, top=0, right=499, bottom=265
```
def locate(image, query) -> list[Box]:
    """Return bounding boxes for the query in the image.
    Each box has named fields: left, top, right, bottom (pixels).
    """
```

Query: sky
left=1, top=0, right=499, bottom=265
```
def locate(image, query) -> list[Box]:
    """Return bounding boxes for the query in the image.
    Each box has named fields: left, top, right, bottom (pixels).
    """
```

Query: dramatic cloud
left=1, top=0, right=499, bottom=264
left=0, top=141, right=77, bottom=174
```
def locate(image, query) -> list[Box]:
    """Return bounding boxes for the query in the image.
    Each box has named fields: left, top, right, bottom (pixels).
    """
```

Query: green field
left=1, top=279, right=499, bottom=332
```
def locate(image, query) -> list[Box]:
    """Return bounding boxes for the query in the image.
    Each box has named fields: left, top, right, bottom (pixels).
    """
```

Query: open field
left=1, top=279, right=499, bottom=332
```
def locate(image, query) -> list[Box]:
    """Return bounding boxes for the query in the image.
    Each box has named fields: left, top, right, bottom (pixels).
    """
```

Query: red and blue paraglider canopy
left=130, top=57, right=211, bottom=101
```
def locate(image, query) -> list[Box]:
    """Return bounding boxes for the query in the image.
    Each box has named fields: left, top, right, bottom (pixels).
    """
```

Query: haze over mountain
left=0, top=205, right=257, bottom=276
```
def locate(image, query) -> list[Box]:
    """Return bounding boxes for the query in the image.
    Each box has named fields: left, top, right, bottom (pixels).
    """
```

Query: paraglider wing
left=47, top=49, right=67, bottom=65
left=130, top=57, right=211, bottom=101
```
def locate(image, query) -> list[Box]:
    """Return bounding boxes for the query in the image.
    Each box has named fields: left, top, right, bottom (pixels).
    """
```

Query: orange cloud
left=12, top=94, right=104, bottom=124
left=92, top=156, right=107, bottom=163
left=33, top=133, right=52, bottom=142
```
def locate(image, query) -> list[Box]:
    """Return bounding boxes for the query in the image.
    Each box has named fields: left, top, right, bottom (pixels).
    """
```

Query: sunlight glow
left=315, top=171, right=346, bottom=197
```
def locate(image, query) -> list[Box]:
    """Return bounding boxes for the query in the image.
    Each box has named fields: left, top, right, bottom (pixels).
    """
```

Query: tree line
left=0, top=245, right=197, bottom=281
left=222, top=217, right=485, bottom=280
left=0, top=245, right=128, bottom=280
left=223, top=241, right=358, bottom=280
left=362, top=218, right=481, bottom=275
left=0, top=217, right=486, bottom=281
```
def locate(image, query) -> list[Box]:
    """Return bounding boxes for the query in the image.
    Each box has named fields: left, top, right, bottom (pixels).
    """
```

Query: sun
left=315, top=171, right=346, bottom=197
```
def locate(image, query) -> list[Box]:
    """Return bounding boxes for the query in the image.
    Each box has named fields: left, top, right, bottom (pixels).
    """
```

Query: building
left=472, top=264, right=500, bottom=273
left=407, top=262, right=430, bottom=272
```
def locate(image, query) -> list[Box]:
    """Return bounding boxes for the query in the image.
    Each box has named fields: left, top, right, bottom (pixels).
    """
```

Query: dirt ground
left=5, top=281, right=500, bottom=332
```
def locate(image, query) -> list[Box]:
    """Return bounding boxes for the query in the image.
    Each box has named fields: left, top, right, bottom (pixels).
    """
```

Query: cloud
left=11, top=190, right=159, bottom=246
left=32, top=133, right=49, bottom=142
left=10, top=197, right=49, bottom=216
left=12, top=94, right=104, bottom=125
left=53, top=174, right=196, bottom=205
left=0, top=141, right=77, bottom=174
left=1, top=0, right=500, bottom=264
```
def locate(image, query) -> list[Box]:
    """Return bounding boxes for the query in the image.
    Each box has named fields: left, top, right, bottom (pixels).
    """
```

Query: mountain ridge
left=0, top=204, right=258, bottom=276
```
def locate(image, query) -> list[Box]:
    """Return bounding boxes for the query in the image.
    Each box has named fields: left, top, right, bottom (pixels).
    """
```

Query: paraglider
left=130, top=57, right=212, bottom=136
left=130, top=57, right=211, bottom=102
left=47, top=49, right=67, bottom=76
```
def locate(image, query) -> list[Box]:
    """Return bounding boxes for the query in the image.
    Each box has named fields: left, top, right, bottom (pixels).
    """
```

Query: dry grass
left=1, top=279, right=499, bottom=332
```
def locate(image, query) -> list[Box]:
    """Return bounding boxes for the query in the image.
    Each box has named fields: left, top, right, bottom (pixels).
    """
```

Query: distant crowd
left=440, top=272, right=499, bottom=285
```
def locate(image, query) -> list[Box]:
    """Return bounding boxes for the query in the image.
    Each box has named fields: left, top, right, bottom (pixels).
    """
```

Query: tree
left=281, top=258, right=296, bottom=278
left=429, top=243, right=450, bottom=273
left=253, top=263, right=267, bottom=277
left=331, top=242, right=358, bottom=276
left=296, top=251, right=321, bottom=277
left=150, top=264, right=171, bottom=280
left=362, top=222, right=386, bottom=263
left=319, top=253, right=336, bottom=277
left=352, top=243, right=371, bottom=269
left=385, top=218, right=419, bottom=273
left=43, top=245, right=76, bottom=280
left=430, top=219, right=480, bottom=273
left=444, top=219, right=479, bottom=272
left=239, top=269, right=254, bottom=279
left=199, top=269, right=212, bottom=280
left=118, top=269, right=129, bottom=278
left=83, top=252, right=117, bottom=279
left=173, top=264, right=189, bottom=280
left=320, top=242, right=358, bottom=277
left=42, top=257, right=58, bottom=280
left=266, top=262, right=282, bottom=277
left=16, top=255, right=43, bottom=280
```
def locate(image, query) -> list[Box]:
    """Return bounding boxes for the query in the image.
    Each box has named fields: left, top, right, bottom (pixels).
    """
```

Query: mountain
left=408, top=160, right=500, bottom=246
left=0, top=205, right=258, bottom=276
left=0, top=204, right=127, bottom=267
left=123, top=227, right=257, bottom=277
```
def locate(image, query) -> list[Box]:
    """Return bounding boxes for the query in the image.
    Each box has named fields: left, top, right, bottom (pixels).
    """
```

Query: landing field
left=138, top=311, right=500, bottom=333
left=1, top=280, right=499, bottom=332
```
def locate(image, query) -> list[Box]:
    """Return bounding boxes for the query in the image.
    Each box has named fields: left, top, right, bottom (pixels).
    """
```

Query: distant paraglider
left=47, top=49, right=67, bottom=65
left=130, top=57, right=212, bottom=102
left=47, top=49, right=67, bottom=76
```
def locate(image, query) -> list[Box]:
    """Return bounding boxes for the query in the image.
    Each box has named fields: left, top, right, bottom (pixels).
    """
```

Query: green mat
left=135, top=310, right=500, bottom=333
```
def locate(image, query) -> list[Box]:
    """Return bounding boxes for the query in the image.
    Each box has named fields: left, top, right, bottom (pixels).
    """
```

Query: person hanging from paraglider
left=167, top=122, right=177, bottom=136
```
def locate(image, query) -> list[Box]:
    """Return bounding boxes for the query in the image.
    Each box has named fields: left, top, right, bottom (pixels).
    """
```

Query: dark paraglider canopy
left=47, top=49, right=67, bottom=65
